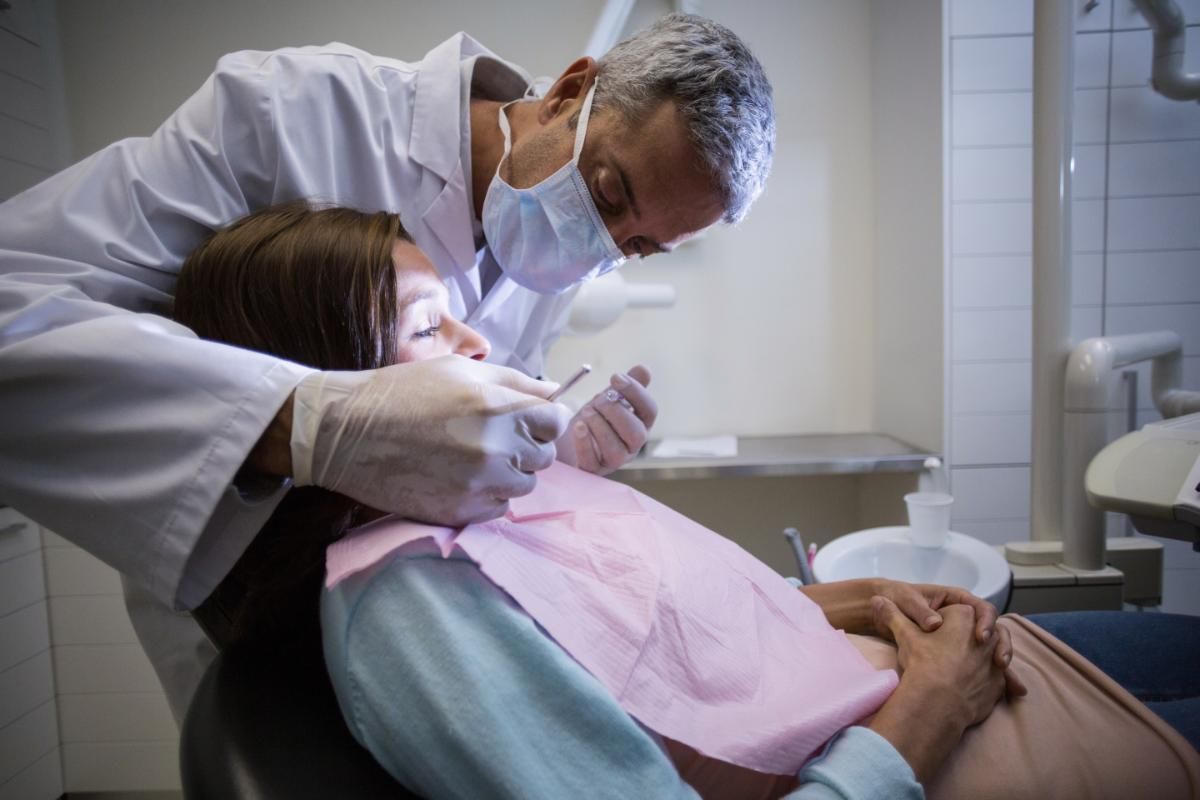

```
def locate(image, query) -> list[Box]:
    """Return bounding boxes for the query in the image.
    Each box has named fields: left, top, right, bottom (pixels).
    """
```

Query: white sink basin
left=812, top=526, right=1012, bottom=610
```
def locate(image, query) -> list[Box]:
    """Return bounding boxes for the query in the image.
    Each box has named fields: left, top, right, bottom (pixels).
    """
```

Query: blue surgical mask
left=482, top=84, right=626, bottom=295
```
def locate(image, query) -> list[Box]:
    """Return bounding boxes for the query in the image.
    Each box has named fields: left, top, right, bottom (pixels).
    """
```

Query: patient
left=180, top=202, right=1200, bottom=800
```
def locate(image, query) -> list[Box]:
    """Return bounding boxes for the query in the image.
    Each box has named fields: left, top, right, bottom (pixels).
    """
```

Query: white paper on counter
left=651, top=435, right=738, bottom=458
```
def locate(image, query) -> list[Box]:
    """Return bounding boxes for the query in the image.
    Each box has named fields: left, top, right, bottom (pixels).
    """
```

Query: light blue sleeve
left=320, top=554, right=921, bottom=800
left=796, top=727, right=924, bottom=800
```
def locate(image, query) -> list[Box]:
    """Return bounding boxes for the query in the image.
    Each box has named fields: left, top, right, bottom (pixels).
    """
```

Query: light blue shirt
left=320, top=550, right=923, bottom=799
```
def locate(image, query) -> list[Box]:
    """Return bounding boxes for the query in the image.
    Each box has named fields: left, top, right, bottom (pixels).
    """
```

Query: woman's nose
left=452, top=320, right=490, bottom=361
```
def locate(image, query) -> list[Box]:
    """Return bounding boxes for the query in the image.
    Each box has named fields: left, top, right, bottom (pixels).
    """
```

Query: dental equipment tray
left=615, top=433, right=934, bottom=482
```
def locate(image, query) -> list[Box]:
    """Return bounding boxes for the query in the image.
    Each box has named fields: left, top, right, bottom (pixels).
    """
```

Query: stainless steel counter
left=613, top=433, right=936, bottom=482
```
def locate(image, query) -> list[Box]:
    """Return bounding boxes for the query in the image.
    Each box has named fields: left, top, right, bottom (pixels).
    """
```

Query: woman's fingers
left=871, top=595, right=921, bottom=647
left=887, top=582, right=944, bottom=632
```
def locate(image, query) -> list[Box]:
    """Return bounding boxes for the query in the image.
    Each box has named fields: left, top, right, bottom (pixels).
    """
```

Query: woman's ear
left=536, top=56, right=598, bottom=125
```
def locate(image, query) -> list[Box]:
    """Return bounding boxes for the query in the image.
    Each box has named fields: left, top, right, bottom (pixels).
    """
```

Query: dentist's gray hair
left=595, top=13, right=775, bottom=224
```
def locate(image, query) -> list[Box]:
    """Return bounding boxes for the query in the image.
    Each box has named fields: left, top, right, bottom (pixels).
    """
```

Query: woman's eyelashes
left=412, top=324, right=440, bottom=339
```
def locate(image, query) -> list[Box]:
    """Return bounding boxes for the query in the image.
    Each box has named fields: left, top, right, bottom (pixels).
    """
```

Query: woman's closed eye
left=412, top=325, right=440, bottom=339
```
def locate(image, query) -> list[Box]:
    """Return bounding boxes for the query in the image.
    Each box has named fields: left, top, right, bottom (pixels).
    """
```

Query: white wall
left=869, top=0, right=944, bottom=453
left=944, top=0, right=1200, bottom=612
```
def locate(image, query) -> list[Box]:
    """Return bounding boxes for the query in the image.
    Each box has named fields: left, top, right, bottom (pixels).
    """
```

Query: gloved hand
left=556, top=365, right=658, bottom=476
left=290, top=355, right=571, bottom=526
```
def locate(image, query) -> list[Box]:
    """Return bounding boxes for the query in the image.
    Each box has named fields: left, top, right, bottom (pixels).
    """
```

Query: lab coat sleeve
left=320, top=554, right=922, bottom=799
left=0, top=47, right=366, bottom=609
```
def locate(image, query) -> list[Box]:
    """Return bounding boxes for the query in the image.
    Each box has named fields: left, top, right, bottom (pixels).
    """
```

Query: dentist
left=0, top=14, right=776, bottom=715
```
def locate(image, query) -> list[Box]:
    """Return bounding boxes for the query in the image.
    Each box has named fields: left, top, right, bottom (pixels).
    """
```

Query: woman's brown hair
left=176, top=200, right=409, bottom=651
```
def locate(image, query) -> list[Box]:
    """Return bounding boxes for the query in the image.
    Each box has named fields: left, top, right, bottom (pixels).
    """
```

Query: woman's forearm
left=866, top=672, right=968, bottom=784
left=799, top=578, right=884, bottom=633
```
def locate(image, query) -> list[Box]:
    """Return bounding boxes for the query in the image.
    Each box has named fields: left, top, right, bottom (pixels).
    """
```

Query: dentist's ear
left=536, top=57, right=599, bottom=125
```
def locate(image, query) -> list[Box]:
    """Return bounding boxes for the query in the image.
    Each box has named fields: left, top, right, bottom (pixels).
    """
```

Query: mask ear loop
left=572, top=82, right=598, bottom=162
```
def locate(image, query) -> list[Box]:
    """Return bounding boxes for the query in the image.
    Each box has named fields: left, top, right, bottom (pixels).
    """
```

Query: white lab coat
left=0, top=34, right=576, bottom=717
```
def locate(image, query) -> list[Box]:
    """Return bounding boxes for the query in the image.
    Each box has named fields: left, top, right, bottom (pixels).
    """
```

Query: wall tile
left=53, top=644, right=161, bottom=696
left=952, top=362, right=1032, bottom=414
left=1077, top=0, right=1114, bottom=31
left=950, top=466, right=1032, bottom=520
left=952, top=414, right=1032, bottom=464
left=47, top=596, right=138, bottom=646
left=0, top=602, right=49, bottom=673
left=951, top=0, right=1033, bottom=36
left=1129, top=355, right=1200, bottom=408
left=1107, top=302, right=1200, bottom=352
left=1108, top=196, right=1200, bottom=251
left=953, top=309, right=1033, bottom=361
left=1110, top=26, right=1200, bottom=86
left=0, top=115, right=54, bottom=170
left=952, top=36, right=1032, bottom=92
left=0, top=551, right=44, bottom=618
left=1072, top=198, right=1107, bottom=252
left=1073, top=253, right=1105, bottom=305
left=0, top=29, right=46, bottom=86
left=953, top=147, right=1031, bottom=201
left=1075, top=32, right=1111, bottom=87
left=952, top=202, right=1032, bottom=255
left=1109, top=141, right=1200, bottom=196
left=1073, top=88, right=1110, bottom=145
left=1072, top=305, right=1104, bottom=343
left=1110, top=87, right=1200, bottom=141
left=1161, top=568, right=1200, bottom=615
left=0, top=72, right=50, bottom=128
left=0, top=160, right=52, bottom=201
left=0, top=747, right=62, bottom=800
left=952, top=92, right=1032, bottom=146
left=1108, top=251, right=1200, bottom=304
left=58, top=692, right=177, bottom=744
left=1073, top=144, right=1108, bottom=199
left=61, top=741, right=181, bottom=792
left=0, top=509, right=39, bottom=564
left=0, top=700, right=56, bottom=785
left=0, top=650, right=53, bottom=729
left=44, top=547, right=122, bottom=597
left=953, top=255, right=1031, bottom=308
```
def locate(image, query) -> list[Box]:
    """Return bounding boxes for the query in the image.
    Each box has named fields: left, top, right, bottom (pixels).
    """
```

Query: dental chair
left=179, top=640, right=417, bottom=799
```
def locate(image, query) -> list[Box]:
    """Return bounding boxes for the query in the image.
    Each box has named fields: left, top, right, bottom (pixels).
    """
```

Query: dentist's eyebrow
left=615, top=161, right=666, bottom=254
left=614, top=162, right=642, bottom=220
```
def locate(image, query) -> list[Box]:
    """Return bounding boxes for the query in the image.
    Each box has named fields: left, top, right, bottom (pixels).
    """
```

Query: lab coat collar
left=410, top=33, right=530, bottom=307
left=409, top=32, right=530, bottom=181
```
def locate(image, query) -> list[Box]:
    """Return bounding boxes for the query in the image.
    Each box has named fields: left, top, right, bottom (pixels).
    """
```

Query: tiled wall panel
left=947, top=0, right=1200, bottom=611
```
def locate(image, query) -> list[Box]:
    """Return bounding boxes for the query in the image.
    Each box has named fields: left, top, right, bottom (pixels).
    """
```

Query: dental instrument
left=783, top=528, right=817, bottom=586
left=548, top=364, right=592, bottom=402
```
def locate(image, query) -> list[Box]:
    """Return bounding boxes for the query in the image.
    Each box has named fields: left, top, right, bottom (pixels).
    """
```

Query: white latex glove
left=556, top=365, right=657, bottom=476
left=290, top=355, right=571, bottom=526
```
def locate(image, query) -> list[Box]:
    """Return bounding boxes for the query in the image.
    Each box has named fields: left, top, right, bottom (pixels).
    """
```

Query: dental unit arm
left=1133, top=0, right=1200, bottom=103
left=1087, top=412, right=1200, bottom=550
left=1061, top=332, right=1200, bottom=560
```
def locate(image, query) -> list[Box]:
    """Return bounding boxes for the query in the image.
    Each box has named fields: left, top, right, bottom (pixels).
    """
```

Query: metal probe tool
left=547, top=364, right=592, bottom=402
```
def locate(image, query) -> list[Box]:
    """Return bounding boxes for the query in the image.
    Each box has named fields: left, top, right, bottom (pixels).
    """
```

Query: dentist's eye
left=413, top=326, right=440, bottom=339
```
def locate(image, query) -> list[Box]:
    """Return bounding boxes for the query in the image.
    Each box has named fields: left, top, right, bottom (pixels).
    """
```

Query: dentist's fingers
left=578, top=404, right=628, bottom=471
left=616, top=365, right=657, bottom=428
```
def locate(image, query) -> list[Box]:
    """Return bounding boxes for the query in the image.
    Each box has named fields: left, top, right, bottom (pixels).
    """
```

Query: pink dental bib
left=325, top=463, right=897, bottom=775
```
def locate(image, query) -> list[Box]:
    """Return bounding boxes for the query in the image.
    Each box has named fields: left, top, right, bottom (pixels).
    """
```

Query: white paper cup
left=905, top=492, right=953, bottom=548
